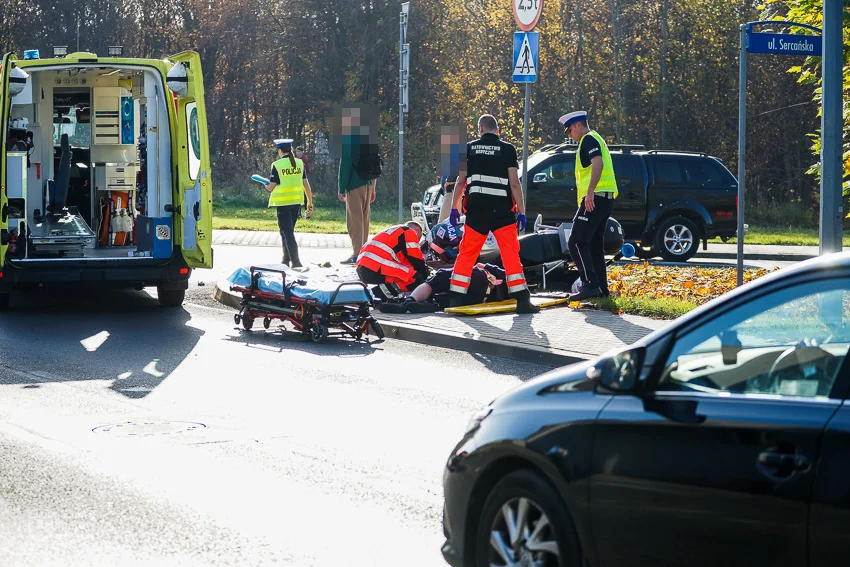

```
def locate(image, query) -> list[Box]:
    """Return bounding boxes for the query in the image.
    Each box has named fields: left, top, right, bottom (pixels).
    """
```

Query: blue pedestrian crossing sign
left=512, top=31, right=539, bottom=83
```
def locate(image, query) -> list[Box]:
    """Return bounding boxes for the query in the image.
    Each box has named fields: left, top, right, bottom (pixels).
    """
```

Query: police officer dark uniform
left=559, top=111, right=618, bottom=300
left=263, top=138, right=314, bottom=268
left=448, top=114, right=539, bottom=314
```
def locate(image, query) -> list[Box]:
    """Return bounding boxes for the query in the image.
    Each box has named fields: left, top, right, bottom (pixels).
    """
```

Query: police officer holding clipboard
left=263, top=138, right=314, bottom=269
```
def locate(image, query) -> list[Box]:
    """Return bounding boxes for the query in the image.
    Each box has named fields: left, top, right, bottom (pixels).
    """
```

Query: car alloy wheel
left=654, top=215, right=700, bottom=261
left=487, top=497, right=560, bottom=567
left=663, top=223, right=693, bottom=256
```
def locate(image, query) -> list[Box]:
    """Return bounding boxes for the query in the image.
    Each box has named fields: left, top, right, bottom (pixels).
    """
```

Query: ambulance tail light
left=179, top=267, right=189, bottom=275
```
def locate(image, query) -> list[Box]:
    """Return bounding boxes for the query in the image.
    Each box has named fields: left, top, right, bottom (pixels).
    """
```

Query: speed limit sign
left=513, top=0, right=543, bottom=32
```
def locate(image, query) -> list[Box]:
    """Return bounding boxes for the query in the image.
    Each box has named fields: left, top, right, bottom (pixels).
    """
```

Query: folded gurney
left=223, top=264, right=384, bottom=342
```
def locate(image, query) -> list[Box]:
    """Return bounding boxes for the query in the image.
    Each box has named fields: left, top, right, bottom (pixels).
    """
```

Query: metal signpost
left=820, top=0, right=844, bottom=257
left=398, top=2, right=410, bottom=224
left=737, top=20, right=822, bottom=286
left=512, top=0, right=543, bottom=228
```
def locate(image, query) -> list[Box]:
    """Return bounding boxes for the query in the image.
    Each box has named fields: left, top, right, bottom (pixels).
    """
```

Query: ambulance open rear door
left=0, top=54, right=15, bottom=274
left=167, top=51, right=213, bottom=269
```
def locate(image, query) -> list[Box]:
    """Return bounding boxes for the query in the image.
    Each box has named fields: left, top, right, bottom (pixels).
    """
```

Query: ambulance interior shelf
left=94, top=162, right=138, bottom=247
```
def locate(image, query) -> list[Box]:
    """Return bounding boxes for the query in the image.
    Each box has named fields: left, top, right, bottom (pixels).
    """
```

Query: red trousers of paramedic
left=449, top=224, right=527, bottom=295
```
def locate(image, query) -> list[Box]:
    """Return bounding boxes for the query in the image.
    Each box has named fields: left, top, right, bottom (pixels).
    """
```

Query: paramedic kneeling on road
left=560, top=110, right=617, bottom=301
left=264, top=138, right=314, bottom=268
left=448, top=114, right=538, bottom=314
left=356, top=221, right=428, bottom=297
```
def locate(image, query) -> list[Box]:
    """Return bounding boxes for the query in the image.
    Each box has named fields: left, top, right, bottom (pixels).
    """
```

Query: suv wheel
left=654, top=216, right=699, bottom=262
left=475, top=469, right=582, bottom=567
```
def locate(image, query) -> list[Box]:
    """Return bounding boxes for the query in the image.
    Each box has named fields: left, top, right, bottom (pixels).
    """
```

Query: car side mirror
left=720, top=330, right=742, bottom=365
left=532, top=173, right=548, bottom=184
left=590, top=347, right=645, bottom=394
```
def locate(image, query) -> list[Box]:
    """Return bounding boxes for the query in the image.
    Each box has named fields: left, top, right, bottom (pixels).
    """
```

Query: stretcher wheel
left=311, top=324, right=328, bottom=343
left=263, top=317, right=271, bottom=329
left=242, top=314, right=255, bottom=331
left=367, top=318, right=385, bottom=340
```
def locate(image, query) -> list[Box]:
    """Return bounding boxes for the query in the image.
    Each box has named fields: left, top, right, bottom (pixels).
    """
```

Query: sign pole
left=521, top=82, right=530, bottom=226
left=819, top=0, right=843, bottom=255
left=737, top=24, right=747, bottom=287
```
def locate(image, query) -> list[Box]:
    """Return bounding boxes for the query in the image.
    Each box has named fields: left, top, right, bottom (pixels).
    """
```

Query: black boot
left=570, top=286, right=603, bottom=301
left=512, top=289, right=540, bottom=314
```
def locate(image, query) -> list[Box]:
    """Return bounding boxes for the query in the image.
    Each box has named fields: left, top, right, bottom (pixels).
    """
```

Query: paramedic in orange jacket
left=356, top=221, right=428, bottom=294
left=448, top=114, right=539, bottom=314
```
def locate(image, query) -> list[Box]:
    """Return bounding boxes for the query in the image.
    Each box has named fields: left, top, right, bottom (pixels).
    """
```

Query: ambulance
left=0, top=47, right=213, bottom=307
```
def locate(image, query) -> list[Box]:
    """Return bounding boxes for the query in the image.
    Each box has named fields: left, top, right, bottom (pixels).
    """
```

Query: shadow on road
left=0, top=286, right=204, bottom=399
left=222, top=324, right=384, bottom=358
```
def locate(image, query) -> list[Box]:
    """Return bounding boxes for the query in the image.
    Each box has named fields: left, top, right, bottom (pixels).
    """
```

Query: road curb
left=373, top=318, right=588, bottom=367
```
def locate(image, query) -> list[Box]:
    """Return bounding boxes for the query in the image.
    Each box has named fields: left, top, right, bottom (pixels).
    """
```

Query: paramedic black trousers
left=276, top=204, right=301, bottom=268
left=567, top=194, right=615, bottom=295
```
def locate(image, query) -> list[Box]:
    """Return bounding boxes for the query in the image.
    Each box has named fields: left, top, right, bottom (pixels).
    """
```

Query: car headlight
left=464, top=406, right=493, bottom=436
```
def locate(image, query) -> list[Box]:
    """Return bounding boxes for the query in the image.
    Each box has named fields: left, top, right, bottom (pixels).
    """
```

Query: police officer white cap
left=274, top=138, right=294, bottom=148
left=558, top=111, right=587, bottom=130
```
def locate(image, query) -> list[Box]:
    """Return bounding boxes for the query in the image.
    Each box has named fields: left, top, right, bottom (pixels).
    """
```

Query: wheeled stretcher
left=228, top=265, right=384, bottom=342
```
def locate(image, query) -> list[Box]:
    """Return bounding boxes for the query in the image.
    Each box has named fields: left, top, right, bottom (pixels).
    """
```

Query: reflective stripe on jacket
left=268, top=157, right=305, bottom=207
left=575, top=131, right=617, bottom=205
left=356, top=225, right=425, bottom=281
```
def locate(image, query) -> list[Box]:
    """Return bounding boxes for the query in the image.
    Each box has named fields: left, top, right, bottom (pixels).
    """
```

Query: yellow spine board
left=445, top=297, right=571, bottom=315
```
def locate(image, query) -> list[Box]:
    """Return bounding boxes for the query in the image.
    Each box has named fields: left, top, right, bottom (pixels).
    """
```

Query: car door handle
left=758, top=451, right=810, bottom=471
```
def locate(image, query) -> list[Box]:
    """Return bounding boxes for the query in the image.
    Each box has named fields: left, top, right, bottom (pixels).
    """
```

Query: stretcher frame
left=229, top=266, right=384, bottom=342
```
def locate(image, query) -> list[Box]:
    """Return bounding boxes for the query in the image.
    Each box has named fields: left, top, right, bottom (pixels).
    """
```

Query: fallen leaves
left=607, top=262, right=776, bottom=306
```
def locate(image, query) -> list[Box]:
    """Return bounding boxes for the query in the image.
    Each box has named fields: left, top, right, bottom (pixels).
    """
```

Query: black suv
left=521, top=144, right=740, bottom=261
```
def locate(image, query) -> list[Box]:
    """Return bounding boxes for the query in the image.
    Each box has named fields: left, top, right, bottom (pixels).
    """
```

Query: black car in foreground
left=442, top=253, right=850, bottom=567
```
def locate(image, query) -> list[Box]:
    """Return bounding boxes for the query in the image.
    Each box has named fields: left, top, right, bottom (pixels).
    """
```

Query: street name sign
left=748, top=32, right=822, bottom=56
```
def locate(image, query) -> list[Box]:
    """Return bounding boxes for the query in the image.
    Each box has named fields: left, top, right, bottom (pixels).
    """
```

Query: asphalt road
left=0, top=276, right=555, bottom=567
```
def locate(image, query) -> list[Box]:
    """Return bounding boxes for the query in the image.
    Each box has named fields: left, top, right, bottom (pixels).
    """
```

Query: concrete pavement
left=202, top=243, right=671, bottom=366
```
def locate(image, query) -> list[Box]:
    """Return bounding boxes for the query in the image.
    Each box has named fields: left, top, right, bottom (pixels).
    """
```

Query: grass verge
left=585, top=295, right=697, bottom=320
left=709, top=224, right=850, bottom=247
left=213, top=198, right=398, bottom=234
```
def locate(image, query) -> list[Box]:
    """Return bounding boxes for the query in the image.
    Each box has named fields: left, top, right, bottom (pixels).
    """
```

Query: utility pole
left=398, top=3, right=410, bottom=224
left=819, top=0, right=843, bottom=255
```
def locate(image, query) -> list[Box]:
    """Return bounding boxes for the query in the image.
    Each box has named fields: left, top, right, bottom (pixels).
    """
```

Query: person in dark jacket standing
left=338, top=107, right=376, bottom=264
left=447, top=114, right=538, bottom=314
left=559, top=110, right=618, bottom=300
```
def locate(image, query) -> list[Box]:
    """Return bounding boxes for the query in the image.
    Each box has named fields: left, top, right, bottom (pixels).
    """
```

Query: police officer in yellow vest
left=263, top=138, right=314, bottom=268
left=559, top=111, right=618, bottom=301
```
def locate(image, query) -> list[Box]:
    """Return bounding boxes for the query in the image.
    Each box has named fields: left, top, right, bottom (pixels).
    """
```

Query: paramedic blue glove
left=516, top=213, right=527, bottom=233
left=449, top=208, right=460, bottom=226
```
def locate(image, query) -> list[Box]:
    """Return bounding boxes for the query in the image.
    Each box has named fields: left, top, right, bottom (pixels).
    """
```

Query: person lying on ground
left=380, top=263, right=508, bottom=313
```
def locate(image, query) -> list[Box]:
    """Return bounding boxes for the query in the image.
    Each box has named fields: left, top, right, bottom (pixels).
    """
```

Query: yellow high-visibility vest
left=575, top=131, right=617, bottom=205
left=268, top=157, right=305, bottom=207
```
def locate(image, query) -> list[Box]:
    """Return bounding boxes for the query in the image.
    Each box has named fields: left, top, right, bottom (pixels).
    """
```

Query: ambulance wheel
left=263, top=317, right=271, bottom=329
left=157, top=287, right=185, bottom=307
left=367, top=318, right=385, bottom=340
left=311, top=324, right=328, bottom=343
left=242, top=314, right=255, bottom=331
